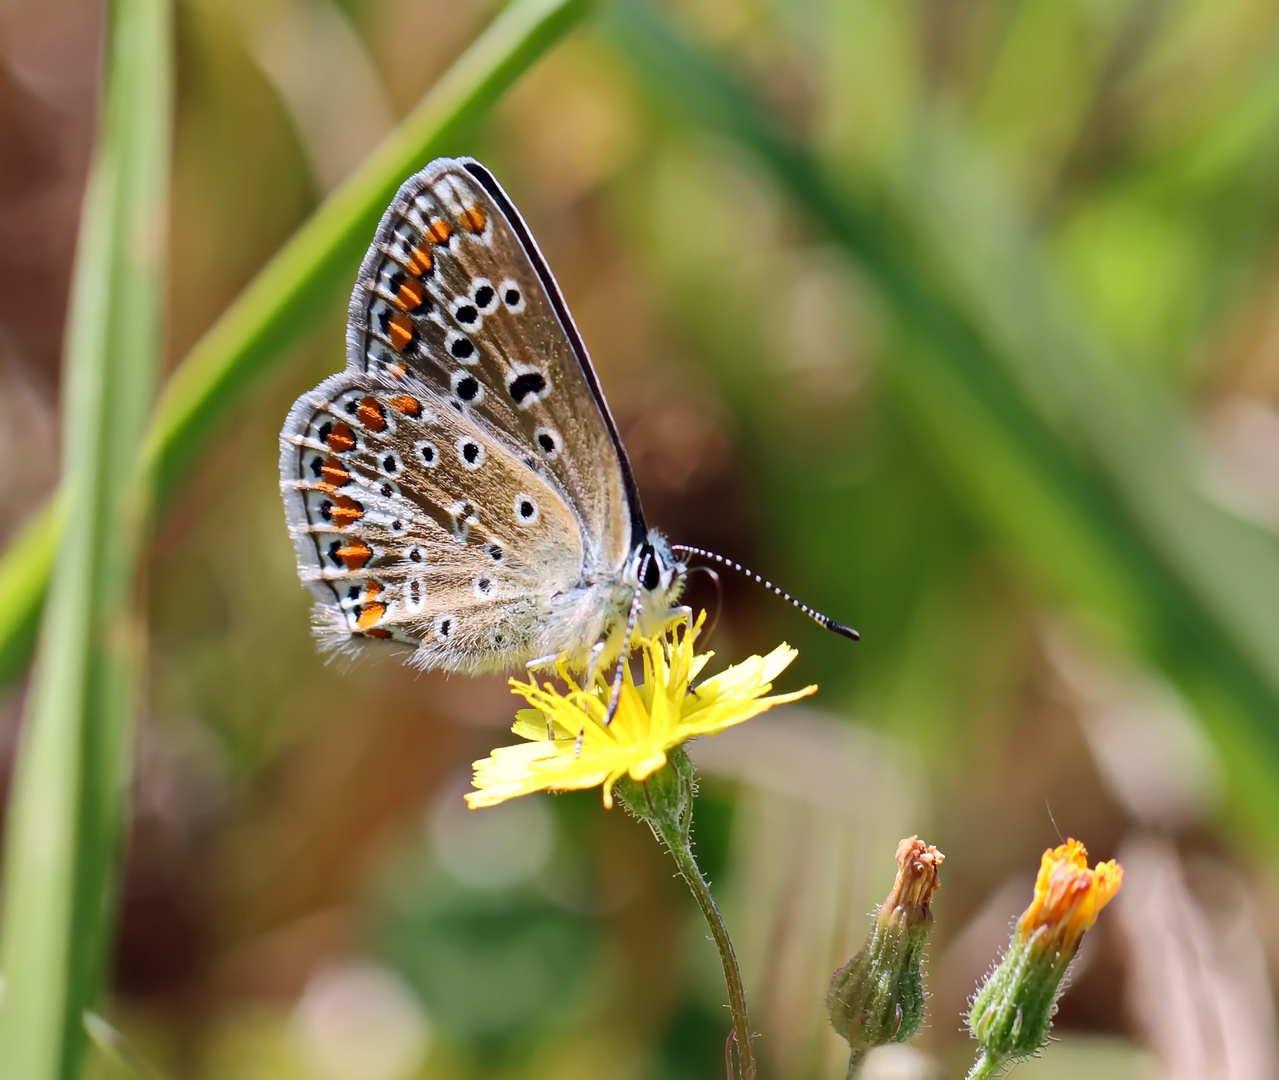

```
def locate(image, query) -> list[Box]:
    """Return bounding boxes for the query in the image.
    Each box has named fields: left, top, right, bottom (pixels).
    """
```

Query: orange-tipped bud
left=966, top=839, right=1123, bottom=1079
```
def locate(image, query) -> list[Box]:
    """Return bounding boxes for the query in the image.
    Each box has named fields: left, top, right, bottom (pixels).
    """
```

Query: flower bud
left=827, top=837, right=944, bottom=1068
left=966, top=839, right=1122, bottom=1079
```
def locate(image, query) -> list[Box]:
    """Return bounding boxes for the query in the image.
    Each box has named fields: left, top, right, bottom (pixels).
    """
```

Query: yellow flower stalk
left=967, top=839, right=1123, bottom=1080
left=467, top=611, right=815, bottom=810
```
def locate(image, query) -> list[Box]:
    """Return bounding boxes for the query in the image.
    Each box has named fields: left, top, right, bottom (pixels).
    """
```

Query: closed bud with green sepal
left=827, top=836, right=943, bottom=1077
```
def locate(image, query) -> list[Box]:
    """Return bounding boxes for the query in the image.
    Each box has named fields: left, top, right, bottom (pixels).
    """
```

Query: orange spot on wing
left=365, top=627, right=392, bottom=639
left=405, top=244, right=433, bottom=276
left=319, top=457, right=350, bottom=490
left=388, top=394, right=422, bottom=416
left=394, top=277, right=425, bottom=312
left=336, top=540, right=371, bottom=570
left=357, top=602, right=387, bottom=629
left=427, top=218, right=453, bottom=245
left=461, top=205, right=487, bottom=233
left=326, top=423, right=356, bottom=453
left=357, top=396, right=387, bottom=431
left=364, top=579, right=383, bottom=599
left=387, top=313, right=414, bottom=353
left=331, top=495, right=364, bottom=528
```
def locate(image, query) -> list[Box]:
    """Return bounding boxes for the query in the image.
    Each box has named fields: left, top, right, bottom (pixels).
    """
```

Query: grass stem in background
left=608, top=0, right=1279, bottom=833
left=0, top=1, right=172, bottom=1077
left=0, top=0, right=594, bottom=690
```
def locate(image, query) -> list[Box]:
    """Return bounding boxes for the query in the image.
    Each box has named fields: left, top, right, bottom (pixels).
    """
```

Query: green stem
left=651, top=806, right=756, bottom=1080
left=967, top=1050, right=1003, bottom=1080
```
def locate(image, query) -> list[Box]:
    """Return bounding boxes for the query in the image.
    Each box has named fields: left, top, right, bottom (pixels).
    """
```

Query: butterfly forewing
left=346, top=158, right=637, bottom=571
left=280, top=370, right=584, bottom=671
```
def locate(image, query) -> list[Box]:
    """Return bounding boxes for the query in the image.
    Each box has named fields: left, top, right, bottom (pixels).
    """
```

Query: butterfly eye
left=499, top=278, right=524, bottom=313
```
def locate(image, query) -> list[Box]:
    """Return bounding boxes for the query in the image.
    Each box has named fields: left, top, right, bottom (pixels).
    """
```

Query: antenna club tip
left=827, top=620, right=860, bottom=641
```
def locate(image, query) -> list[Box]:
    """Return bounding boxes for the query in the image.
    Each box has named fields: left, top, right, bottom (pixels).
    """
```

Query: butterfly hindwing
left=345, top=158, right=640, bottom=574
left=279, top=370, right=585, bottom=672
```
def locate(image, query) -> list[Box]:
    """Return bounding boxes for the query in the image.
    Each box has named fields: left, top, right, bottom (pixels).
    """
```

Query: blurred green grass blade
left=0, top=0, right=172, bottom=1075
left=0, top=497, right=64, bottom=688
left=609, top=3, right=1279, bottom=824
left=138, top=0, right=594, bottom=506
left=0, top=0, right=592, bottom=692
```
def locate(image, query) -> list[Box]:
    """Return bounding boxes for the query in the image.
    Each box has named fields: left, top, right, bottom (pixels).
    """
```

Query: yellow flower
left=1017, top=839, right=1123, bottom=957
left=467, top=612, right=816, bottom=809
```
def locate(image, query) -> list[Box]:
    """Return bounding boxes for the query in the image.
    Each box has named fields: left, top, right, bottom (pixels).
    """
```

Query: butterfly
left=279, top=158, right=855, bottom=711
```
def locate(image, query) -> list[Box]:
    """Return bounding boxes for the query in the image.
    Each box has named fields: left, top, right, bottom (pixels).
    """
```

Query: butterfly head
left=631, top=532, right=686, bottom=615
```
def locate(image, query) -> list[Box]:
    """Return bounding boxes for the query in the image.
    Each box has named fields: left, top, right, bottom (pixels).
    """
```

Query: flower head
left=1017, top=839, right=1123, bottom=958
left=880, top=836, right=945, bottom=932
left=967, top=839, right=1123, bottom=1075
left=467, top=611, right=815, bottom=810
left=828, top=837, right=944, bottom=1065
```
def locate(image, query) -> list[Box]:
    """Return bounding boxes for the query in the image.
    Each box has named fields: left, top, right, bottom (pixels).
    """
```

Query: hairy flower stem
left=616, top=750, right=756, bottom=1080
left=656, top=813, right=756, bottom=1080
left=967, top=1050, right=1001, bottom=1080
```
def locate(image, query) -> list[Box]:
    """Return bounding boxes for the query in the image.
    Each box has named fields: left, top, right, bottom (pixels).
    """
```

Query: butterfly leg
left=525, top=653, right=563, bottom=673
left=603, top=586, right=645, bottom=728
left=584, top=639, right=608, bottom=688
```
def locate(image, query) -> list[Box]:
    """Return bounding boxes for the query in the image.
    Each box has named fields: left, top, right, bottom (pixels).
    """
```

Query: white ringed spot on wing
left=456, top=436, right=485, bottom=470
left=414, top=439, right=439, bottom=467
left=450, top=369, right=483, bottom=404
left=514, top=494, right=539, bottom=526
left=533, top=426, right=560, bottom=460
left=499, top=278, right=525, bottom=314
left=472, top=277, right=498, bottom=314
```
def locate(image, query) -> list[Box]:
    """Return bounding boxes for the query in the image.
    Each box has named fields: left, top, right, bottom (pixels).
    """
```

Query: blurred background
left=4, top=0, right=1279, bottom=1077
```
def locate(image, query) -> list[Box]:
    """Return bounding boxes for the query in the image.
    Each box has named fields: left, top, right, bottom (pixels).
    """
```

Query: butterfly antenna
left=670, top=545, right=859, bottom=641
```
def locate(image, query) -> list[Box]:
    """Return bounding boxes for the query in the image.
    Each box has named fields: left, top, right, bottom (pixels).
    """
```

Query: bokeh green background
left=4, top=0, right=1279, bottom=1077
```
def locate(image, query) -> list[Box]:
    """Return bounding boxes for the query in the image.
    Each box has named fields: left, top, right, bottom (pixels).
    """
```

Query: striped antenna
left=670, top=545, right=859, bottom=641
